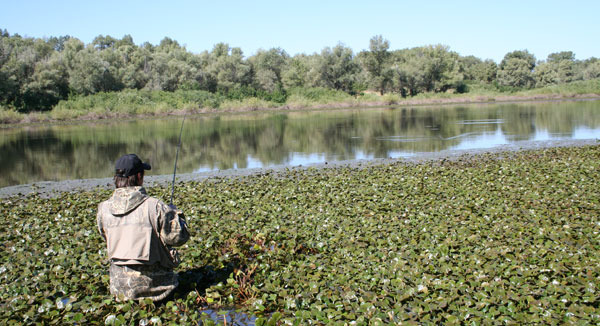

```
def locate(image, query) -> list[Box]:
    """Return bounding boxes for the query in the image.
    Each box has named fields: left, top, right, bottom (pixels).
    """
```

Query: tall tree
left=535, top=51, right=576, bottom=86
left=144, top=43, right=199, bottom=91
left=68, top=45, right=123, bottom=95
left=205, top=43, right=252, bottom=94
left=547, top=51, right=575, bottom=63
left=316, top=44, right=360, bottom=93
left=460, top=56, right=497, bottom=83
left=249, top=48, right=288, bottom=92
left=362, top=35, right=392, bottom=94
left=92, top=35, right=117, bottom=50
left=281, top=54, right=312, bottom=89
left=391, top=45, right=464, bottom=95
left=583, top=60, right=600, bottom=80
left=497, top=50, right=536, bottom=88
left=21, top=52, right=69, bottom=110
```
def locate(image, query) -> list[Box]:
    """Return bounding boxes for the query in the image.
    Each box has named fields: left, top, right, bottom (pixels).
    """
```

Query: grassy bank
left=1, top=145, right=599, bottom=324
left=1, top=79, right=600, bottom=126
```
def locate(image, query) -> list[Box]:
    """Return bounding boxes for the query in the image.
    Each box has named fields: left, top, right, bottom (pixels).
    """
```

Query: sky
left=1, top=0, right=598, bottom=63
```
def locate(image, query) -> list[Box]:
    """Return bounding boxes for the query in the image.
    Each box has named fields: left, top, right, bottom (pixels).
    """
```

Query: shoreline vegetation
left=2, top=30, right=600, bottom=126
left=2, top=80, right=599, bottom=126
left=1, top=145, right=599, bottom=324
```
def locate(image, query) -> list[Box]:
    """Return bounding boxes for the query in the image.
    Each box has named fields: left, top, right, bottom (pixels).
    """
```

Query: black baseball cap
left=114, top=154, right=151, bottom=177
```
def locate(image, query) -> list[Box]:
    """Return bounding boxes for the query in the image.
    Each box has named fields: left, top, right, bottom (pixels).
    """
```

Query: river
left=1, top=99, right=600, bottom=187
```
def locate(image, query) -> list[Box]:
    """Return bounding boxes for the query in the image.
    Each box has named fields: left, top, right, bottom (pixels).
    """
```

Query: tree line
left=1, top=29, right=599, bottom=112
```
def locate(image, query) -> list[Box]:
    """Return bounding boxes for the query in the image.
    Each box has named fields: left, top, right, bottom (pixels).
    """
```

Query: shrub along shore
left=1, top=79, right=600, bottom=126
left=1, top=145, right=598, bottom=324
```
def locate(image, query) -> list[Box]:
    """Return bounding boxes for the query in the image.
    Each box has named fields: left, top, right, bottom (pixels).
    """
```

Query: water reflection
left=1, top=100, right=600, bottom=187
left=200, top=309, right=257, bottom=325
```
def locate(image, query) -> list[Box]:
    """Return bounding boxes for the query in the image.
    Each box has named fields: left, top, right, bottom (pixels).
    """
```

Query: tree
left=21, top=52, right=69, bottom=110
left=547, top=51, right=575, bottom=63
left=500, top=50, right=536, bottom=70
left=68, top=46, right=122, bottom=95
left=534, top=51, right=576, bottom=86
left=47, top=35, right=71, bottom=52
left=481, top=60, right=498, bottom=83
left=0, top=35, right=51, bottom=110
left=157, top=37, right=181, bottom=52
left=534, top=62, right=559, bottom=87
left=390, top=45, right=464, bottom=96
left=249, top=48, right=288, bottom=92
left=497, top=50, right=536, bottom=88
left=361, top=35, right=392, bottom=94
left=115, top=35, right=135, bottom=48
left=460, top=56, right=497, bottom=83
left=281, top=54, right=311, bottom=89
left=92, top=35, right=117, bottom=50
left=583, top=61, right=600, bottom=80
left=204, top=43, right=252, bottom=94
left=144, top=45, right=199, bottom=92
left=315, top=44, right=360, bottom=93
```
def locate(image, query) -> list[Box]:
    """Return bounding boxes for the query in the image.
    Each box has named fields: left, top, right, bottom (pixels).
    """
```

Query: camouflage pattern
left=109, top=264, right=177, bottom=302
left=97, top=186, right=190, bottom=301
left=107, top=186, right=149, bottom=215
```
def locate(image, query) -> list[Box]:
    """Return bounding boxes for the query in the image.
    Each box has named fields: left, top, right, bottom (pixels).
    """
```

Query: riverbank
left=1, top=138, right=597, bottom=198
left=1, top=79, right=599, bottom=127
left=2, top=143, right=599, bottom=324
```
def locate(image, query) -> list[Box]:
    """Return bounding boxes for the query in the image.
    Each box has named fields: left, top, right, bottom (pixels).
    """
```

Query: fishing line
left=170, top=115, right=186, bottom=206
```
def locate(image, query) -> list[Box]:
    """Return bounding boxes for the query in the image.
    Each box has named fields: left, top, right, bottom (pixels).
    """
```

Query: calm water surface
left=2, top=100, right=600, bottom=187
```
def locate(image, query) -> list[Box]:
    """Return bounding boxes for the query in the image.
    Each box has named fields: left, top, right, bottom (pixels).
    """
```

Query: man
left=97, top=154, right=190, bottom=301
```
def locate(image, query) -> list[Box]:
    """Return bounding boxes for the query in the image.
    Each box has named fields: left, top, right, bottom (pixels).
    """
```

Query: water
left=199, top=309, right=257, bottom=325
left=1, top=100, right=600, bottom=187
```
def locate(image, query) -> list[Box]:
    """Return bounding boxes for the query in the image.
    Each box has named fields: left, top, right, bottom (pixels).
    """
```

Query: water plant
left=1, top=145, right=599, bottom=324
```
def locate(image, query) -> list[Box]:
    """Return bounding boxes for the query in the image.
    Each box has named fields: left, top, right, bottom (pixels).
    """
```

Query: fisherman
left=96, top=154, right=190, bottom=301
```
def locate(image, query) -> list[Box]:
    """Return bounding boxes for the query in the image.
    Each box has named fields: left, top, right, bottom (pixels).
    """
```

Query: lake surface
left=1, top=100, right=600, bottom=187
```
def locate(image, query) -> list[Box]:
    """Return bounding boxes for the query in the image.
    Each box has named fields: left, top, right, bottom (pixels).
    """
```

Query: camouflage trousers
left=109, top=263, right=178, bottom=302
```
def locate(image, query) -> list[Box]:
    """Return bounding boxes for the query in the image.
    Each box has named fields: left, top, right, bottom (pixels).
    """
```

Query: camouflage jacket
left=97, top=186, right=190, bottom=301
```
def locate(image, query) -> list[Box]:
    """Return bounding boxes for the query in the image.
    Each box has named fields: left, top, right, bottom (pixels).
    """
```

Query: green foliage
left=520, top=78, right=600, bottom=95
left=584, top=61, right=600, bottom=80
left=534, top=52, right=576, bottom=87
left=1, top=146, right=600, bottom=324
left=497, top=50, right=536, bottom=89
left=205, top=43, right=252, bottom=94
left=547, top=51, right=575, bottom=63
left=460, top=56, right=497, bottom=83
left=360, top=35, right=393, bottom=95
left=0, top=106, right=22, bottom=124
left=286, top=87, right=354, bottom=105
left=248, top=48, right=289, bottom=92
left=52, top=89, right=223, bottom=118
left=316, top=44, right=361, bottom=93
left=281, top=55, right=314, bottom=89
left=390, top=45, right=464, bottom=96
left=0, top=29, right=598, bottom=116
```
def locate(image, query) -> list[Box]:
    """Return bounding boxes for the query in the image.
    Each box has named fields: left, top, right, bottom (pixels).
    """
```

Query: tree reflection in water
left=1, top=100, right=600, bottom=187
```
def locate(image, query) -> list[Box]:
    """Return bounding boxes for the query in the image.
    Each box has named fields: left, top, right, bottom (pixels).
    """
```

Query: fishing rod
left=170, top=114, right=186, bottom=206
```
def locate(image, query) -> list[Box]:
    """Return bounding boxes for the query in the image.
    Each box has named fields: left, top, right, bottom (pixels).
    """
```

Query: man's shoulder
left=139, top=196, right=171, bottom=213
left=143, top=195, right=164, bottom=206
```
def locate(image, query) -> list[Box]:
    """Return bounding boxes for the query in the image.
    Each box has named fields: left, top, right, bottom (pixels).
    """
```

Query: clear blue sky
left=1, top=0, right=598, bottom=62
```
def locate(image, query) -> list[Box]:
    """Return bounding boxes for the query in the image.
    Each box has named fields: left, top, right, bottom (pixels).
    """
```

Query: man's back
left=97, top=186, right=189, bottom=301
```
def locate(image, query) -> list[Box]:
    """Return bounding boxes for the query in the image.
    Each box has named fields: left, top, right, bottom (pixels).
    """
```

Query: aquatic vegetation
left=1, top=146, right=599, bottom=324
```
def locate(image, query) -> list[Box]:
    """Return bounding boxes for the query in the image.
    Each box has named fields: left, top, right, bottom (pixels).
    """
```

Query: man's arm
left=96, top=204, right=106, bottom=241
